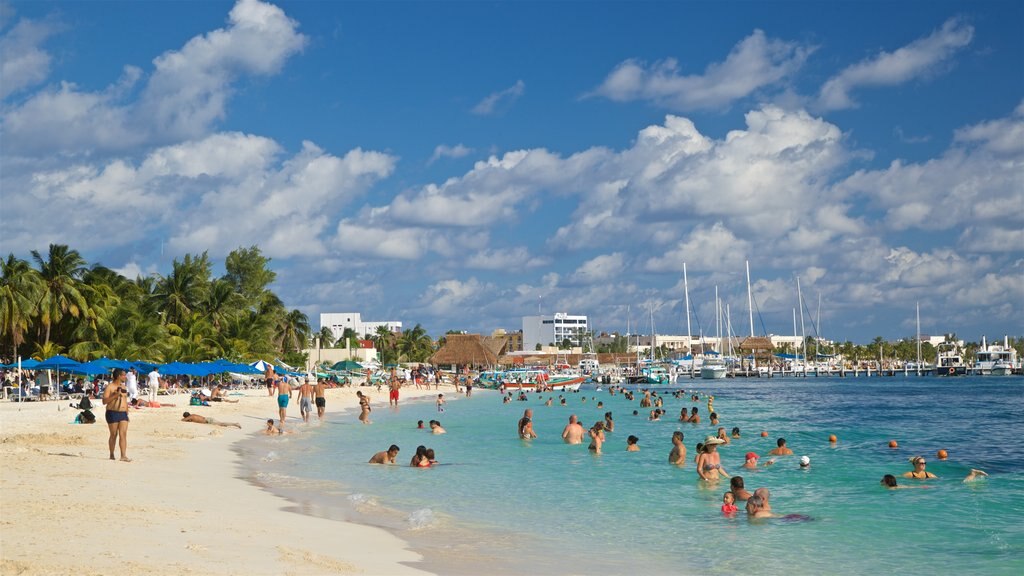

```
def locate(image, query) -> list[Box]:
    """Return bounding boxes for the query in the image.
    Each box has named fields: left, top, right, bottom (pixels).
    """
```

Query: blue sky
left=2, top=0, right=1021, bottom=343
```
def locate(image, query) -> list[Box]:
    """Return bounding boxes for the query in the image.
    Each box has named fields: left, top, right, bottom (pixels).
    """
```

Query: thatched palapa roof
left=738, top=337, right=775, bottom=351
left=430, top=334, right=499, bottom=367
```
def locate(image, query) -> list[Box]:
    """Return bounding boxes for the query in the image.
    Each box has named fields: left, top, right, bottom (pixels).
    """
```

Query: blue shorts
left=105, top=410, right=129, bottom=424
left=278, top=394, right=289, bottom=408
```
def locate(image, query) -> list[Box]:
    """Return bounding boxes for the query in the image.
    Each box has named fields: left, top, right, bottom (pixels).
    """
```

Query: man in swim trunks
left=519, top=409, right=537, bottom=439
left=103, top=368, right=131, bottom=462
left=561, top=414, right=584, bottom=444
left=389, top=376, right=401, bottom=407
left=768, top=438, right=793, bottom=456
left=181, top=412, right=242, bottom=428
left=298, top=376, right=314, bottom=423
left=668, top=431, right=687, bottom=465
left=369, top=444, right=401, bottom=464
left=277, top=377, right=293, bottom=430
left=314, top=378, right=326, bottom=420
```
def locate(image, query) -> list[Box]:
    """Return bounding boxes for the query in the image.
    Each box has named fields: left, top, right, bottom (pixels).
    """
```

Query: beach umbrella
left=35, top=355, right=87, bottom=399
left=330, top=360, right=364, bottom=371
left=89, top=357, right=133, bottom=370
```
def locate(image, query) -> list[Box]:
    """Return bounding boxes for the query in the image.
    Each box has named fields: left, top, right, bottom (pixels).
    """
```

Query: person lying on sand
left=182, top=412, right=241, bottom=428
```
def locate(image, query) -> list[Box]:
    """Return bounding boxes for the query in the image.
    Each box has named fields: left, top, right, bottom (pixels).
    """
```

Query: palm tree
left=202, top=279, right=242, bottom=330
left=397, top=323, right=434, bottom=362
left=152, top=254, right=211, bottom=328
left=374, top=325, right=398, bottom=364
left=31, top=244, right=89, bottom=349
left=317, top=326, right=335, bottom=348
left=276, top=309, right=311, bottom=354
left=0, top=253, right=42, bottom=359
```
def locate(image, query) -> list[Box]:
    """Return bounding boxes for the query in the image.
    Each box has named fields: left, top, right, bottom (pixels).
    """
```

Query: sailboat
left=700, top=287, right=728, bottom=380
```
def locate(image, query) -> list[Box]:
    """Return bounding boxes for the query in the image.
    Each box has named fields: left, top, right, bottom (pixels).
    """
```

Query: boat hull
left=700, top=367, right=727, bottom=380
left=498, top=376, right=585, bottom=392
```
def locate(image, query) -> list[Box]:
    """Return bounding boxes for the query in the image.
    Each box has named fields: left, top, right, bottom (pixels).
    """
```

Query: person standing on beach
left=102, top=368, right=131, bottom=462
left=277, top=377, right=293, bottom=430
left=314, top=378, right=326, bottom=421
left=562, top=414, right=584, bottom=444
left=265, top=367, right=276, bottom=396
left=298, top=376, right=313, bottom=424
left=389, top=375, right=401, bottom=407
left=146, top=366, right=161, bottom=403
left=519, top=408, right=537, bottom=439
left=125, top=367, right=138, bottom=405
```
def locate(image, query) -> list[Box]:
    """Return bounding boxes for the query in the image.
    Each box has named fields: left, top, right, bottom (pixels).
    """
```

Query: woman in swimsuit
left=588, top=421, right=605, bottom=454
left=697, top=436, right=729, bottom=481
left=902, top=456, right=937, bottom=479
left=356, top=391, right=372, bottom=424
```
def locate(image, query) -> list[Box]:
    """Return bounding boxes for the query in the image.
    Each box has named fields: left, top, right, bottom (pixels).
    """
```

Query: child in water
left=721, top=492, right=738, bottom=515
left=437, top=394, right=445, bottom=412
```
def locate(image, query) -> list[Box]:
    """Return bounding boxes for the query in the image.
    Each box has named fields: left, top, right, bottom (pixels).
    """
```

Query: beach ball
left=761, top=431, right=769, bottom=437
left=937, top=449, right=948, bottom=460
left=888, top=440, right=898, bottom=448
left=829, top=434, right=837, bottom=443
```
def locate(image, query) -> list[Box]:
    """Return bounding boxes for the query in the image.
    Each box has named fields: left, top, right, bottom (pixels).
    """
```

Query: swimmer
left=649, top=410, right=660, bottom=421
left=668, top=431, right=687, bottom=465
left=356, top=390, right=371, bottom=424
left=518, top=409, right=537, bottom=439
left=697, top=436, right=729, bottom=481
left=731, top=426, right=741, bottom=439
left=588, top=421, right=605, bottom=454
left=679, top=408, right=690, bottom=422
left=710, top=412, right=719, bottom=426
left=417, top=420, right=424, bottom=429
left=903, top=456, right=937, bottom=479
left=716, top=427, right=731, bottom=445
left=626, top=435, right=640, bottom=452
left=430, top=420, right=447, bottom=434
left=369, top=444, right=400, bottom=464
left=561, top=414, right=585, bottom=444
left=743, top=452, right=760, bottom=469
left=264, top=419, right=280, bottom=435
left=799, top=455, right=810, bottom=468
left=730, top=476, right=753, bottom=501
left=722, top=492, right=738, bottom=515
left=768, top=437, right=793, bottom=456
left=410, top=445, right=427, bottom=467
left=689, top=407, right=700, bottom=424
left=753, top=487, right=772, bottom=512
left=436, top=393, right=445, bottom=412
left=744, top=494, right=776, bottom=518
left=604, top=411, right=615, bottom=432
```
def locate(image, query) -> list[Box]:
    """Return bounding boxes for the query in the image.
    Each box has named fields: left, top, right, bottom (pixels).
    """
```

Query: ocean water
left=238, top=376, right=1024, bottom=575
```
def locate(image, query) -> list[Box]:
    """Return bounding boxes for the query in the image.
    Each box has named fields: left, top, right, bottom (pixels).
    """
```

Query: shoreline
left=0, top=384, right=443, bottom=576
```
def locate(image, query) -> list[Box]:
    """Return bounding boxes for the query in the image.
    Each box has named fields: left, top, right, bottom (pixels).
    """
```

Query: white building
left=320, top=312, right=402, bottom=343
left=522, top=313, right=589, bottom=351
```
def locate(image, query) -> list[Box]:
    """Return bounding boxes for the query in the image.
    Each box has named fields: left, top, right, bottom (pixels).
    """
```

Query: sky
left=1, top=0, right=1022, bottom=344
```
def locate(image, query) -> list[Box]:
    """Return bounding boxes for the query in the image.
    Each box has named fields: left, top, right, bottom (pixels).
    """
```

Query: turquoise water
left=240, top=376, right=1024, bottom=575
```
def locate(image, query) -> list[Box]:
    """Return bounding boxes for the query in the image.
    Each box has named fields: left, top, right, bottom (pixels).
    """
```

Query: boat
left=479, top=367, right=585, bottom=392
left=934, top=342, right=967, bottom=376
left=971, top=336, right=1019, bottom=375
left=700, top=356, right=728, bottom=379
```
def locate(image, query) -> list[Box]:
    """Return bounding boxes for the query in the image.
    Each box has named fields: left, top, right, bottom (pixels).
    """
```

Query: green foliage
left=0, top=243, right=310, bottom=365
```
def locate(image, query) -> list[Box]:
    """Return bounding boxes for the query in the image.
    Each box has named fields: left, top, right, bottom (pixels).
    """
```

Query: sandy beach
left=0, top=384, right=444, bottom=576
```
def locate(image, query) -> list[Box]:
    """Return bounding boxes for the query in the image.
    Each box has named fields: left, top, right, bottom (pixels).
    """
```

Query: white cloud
left=837, top=103, right=1024, bottom=233
left=416, top=278, right=493, bottom=317
left=5, top=133, right=394, bottom=258
left=2, top=0, right=307, bottom=156
left=471, top=79, right=525, bottom=115
left=567, top=252, right=627, bottom=285
left=463, top=247, right=550, bottom=270
left=0, top=16, right=58, bottom=99
left=818, top=18, right=973, bottom=110
left=428, top=143, right=474, bottom=165
left=590, top=30, right=813, bottom=111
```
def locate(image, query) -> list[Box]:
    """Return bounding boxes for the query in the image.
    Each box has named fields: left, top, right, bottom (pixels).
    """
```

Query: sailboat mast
left=797, top=276, right=807, bottom=373
left=715, top=285, right=721, bottom=353
left=746, top=260, right=754, bottom=337
left=683, top=263, right=693, bottom=378
left=916, top=302, right=921, bottom=376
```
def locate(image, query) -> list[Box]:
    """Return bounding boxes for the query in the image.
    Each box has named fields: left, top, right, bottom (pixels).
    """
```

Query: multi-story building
left=320, top=313, right=402, bottom=343
left=522, top=313, right=589, bottom=351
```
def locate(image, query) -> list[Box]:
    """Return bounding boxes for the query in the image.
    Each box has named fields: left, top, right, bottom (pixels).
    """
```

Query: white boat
left=934, top=342, right=967, bottom=376
left=700, top=357, right=728, bottom=379
left=972, top=336, right=1019, bottom=375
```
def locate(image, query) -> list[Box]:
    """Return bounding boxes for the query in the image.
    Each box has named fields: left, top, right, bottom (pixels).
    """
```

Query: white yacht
left=699, top=356, right=728, bottom=379
left=972, top=336, right=1019, bottom=375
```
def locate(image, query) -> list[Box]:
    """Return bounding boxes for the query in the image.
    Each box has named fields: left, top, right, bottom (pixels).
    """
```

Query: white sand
left=0, top=385, right=443, bottom=575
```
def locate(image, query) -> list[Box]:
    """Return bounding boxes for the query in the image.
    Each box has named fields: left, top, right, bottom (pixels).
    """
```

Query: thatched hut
left=738, top=336, right=775, bottom=367
left=430, top=334, right=500, bottom=368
